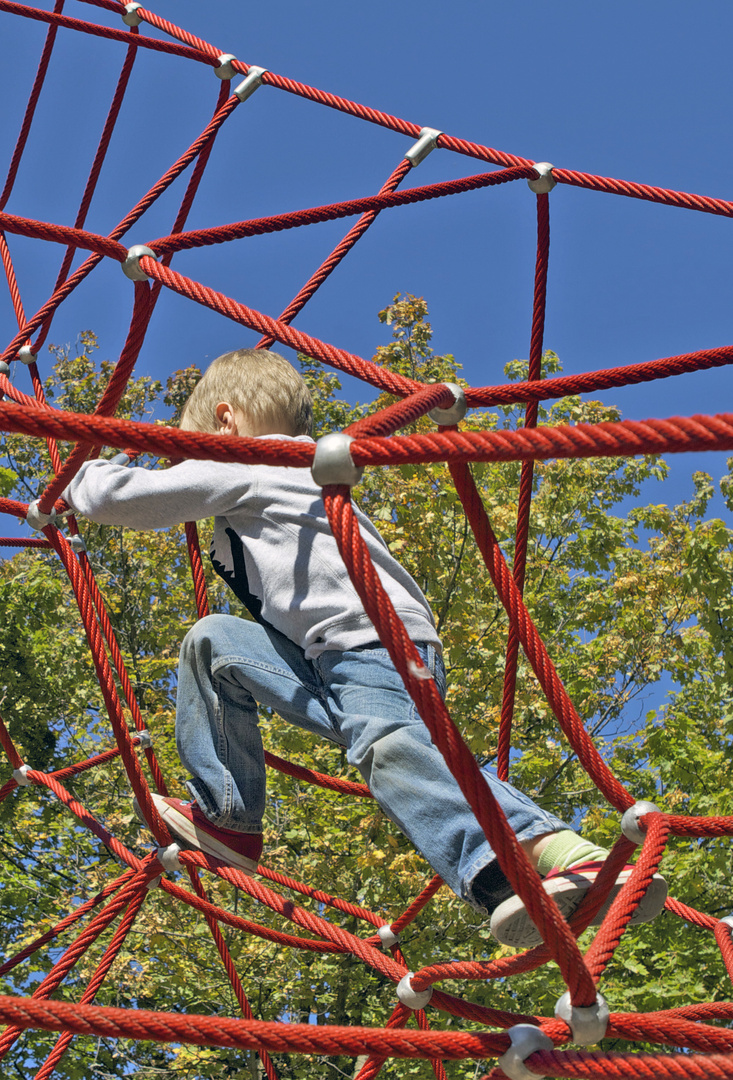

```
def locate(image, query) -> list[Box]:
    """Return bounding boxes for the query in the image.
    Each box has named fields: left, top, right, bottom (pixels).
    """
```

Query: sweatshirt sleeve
left=64, top=458, right=253, bottom=529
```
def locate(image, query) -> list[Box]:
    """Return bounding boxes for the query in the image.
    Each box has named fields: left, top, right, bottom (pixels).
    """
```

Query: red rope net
left=1, top=3, right=732, bottom=1077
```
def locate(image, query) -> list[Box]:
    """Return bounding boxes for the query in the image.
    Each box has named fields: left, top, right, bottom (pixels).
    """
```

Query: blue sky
left=1, top=0, right=732, bottom=512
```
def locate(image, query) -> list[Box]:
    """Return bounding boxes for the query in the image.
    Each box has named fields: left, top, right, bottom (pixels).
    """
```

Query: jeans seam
left=212, top=676, right=233, bottom=818
left=211, top=654, right=322, bottom=699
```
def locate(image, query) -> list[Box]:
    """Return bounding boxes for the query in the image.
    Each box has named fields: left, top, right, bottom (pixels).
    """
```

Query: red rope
left=0, top=91, right=240, bottom=368
left=33, top=36, right=139, bottom=352
left=322, top=485, right=597, bottom=1005
left=3, top=2, right=733, bottom=1071
left=497, top=191, right=550, bottom=780
left=32, top=885, right=150, bottom=1080
left=554, top=166, right=733, bottom=218
left=469, top=344, right=733, bottom=406
left=0, top=0, right=66, bottom=211
left=3, top=403, right=733, bottom=495
left=448, top=460, right=632, bottom=811
left=0, top=1, right=216, bottom=65
left=0, top=996, right=513, bottom=1058
left=0, top=859, right=159, bottom=1061
left=257, top=158, right=413, bottom=349
left=0, top=870, right=137, bottom=979
left=146, top=166, right=534, bottom=256
left=263, top=749, right=372, bottom=797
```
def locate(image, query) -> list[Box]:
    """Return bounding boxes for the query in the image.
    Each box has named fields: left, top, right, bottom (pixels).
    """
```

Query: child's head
left=179, top=349, right=313, bottom=437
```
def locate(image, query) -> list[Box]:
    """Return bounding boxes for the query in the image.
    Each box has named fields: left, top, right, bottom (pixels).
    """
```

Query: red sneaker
left=143, top=794, right=262, bottom=875
left=490, top=860, right=667, bottom=948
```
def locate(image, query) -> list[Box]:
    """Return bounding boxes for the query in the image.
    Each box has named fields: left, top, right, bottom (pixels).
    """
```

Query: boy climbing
left=64, top=348, right=667, bottom=948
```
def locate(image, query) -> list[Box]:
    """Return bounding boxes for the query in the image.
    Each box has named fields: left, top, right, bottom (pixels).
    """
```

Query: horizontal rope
left=0, top=995, right=512, bottom=1057
left=555, top=167, right=733, bottom=217
left=0, top=1, right=216, bottom=64
left=146, top=166, right=533, bottom=254
left=0, top=400, right=731, bottom=478
left=470, top=345, right=733, bottom=407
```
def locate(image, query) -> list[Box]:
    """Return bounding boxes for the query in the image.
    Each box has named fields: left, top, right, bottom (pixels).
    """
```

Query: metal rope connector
left=311, top=432, right=363, bottom=488
left=157, top=843, right=183, bottom=872
left=498, top=1024, right=554, bottom=1080
left=18, top=346, right=36, bottom=366
left=428, top=382, right=467, bottom=426
left=13, top=764, right=32, bottom=787
left=135, top=729, right=153, bottom=750
left=214, top=54, right=238, bottom=80
left=121, top=2, right=143, bottom=27
left=26, top=499, right=57, bottom=531
left=720, top=915, right=733, bottom=932
left=68, top=534, right=87, bottom=554
left=405, top=127, right=442, bottom=167
left=0, top=361, right=10, bottom=376
left=555, top=990, right=609, bottom=1046
left=620, top=800, right=661, bottom=845
left=233, top=66, right=267, bottom=103
left=377, top=924, right=399, bottom=949
left=122, top=245, right=158, bottom=282
left=146, top=874, right=162, bottom=891
left=528, top=162, right=556, bottom=194
left=396, top=972, right=432, bottom=1010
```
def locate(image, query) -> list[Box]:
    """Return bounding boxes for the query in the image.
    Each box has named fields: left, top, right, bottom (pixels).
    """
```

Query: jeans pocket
left=422, top=643, right=447, bottom=700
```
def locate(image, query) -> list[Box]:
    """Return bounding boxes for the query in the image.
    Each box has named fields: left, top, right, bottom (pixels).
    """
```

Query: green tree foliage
left=0, top=305, right=731, bottom=1077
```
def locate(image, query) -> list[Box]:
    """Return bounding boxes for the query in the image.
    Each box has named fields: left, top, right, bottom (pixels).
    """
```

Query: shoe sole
left=490, top=869, right=668, bottom=949
left=137, top=794, right=258, bottom=875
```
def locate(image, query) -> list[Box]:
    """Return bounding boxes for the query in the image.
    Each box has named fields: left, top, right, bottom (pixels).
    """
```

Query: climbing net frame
left=1, top=2, right=733, bottom=1077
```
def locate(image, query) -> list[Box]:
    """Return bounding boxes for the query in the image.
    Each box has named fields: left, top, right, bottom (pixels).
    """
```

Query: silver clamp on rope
left=68, top=534, right=87, bottom=554
left=122, top=2, right=143, bottom=26
left=377, top=924, right=399, bottom=949
left=428, top=382, right=467, bottom=426
left=498, top=1024, right=554, bottom=1080
left=528, top=162, right=556, bottom=195
left=0, top=361, right=10, bottom=376
left=135, top=729, right=154, bottom=750
left=555, top=991, right=609, bottom=1046
left=26, top=499, right=57, bottom=531
left=13, top=764, right=32, bottom=787
left=719, top=915, right=733, bottom=932
left=146, top=874, right=162, bottom=891
left=122, top=245, right=158, bottom=282
left=405, top=127, right=442, bottom=167
left=395, top=972, right=432, bottom=1010
left=620, top=800, right=661, bottom=845
left=407, top=659, right=432, bottom=681
left=214, top=54, right=238, bottom=80
left=233, top=66, right=267, bottom=103
left=157, top=843, right=183, bottom=873
left=311, top=433, right=364, bottom=488
left=18, top=346, right=37, bottom=366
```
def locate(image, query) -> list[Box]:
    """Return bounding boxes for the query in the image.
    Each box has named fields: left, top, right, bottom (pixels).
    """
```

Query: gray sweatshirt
left=64, top=436, right=440, bottom=659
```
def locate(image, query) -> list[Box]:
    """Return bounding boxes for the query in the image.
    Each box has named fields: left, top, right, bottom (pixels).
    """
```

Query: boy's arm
left=64, top=458, right=252, bottom=529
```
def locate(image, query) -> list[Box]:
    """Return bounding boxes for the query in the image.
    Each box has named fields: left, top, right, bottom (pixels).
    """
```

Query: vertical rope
left=497, top=193, right=550, bottom=780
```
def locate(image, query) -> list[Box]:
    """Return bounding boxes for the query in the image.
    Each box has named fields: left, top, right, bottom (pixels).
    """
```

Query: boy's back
left=67, top=445, right=440, bottom=659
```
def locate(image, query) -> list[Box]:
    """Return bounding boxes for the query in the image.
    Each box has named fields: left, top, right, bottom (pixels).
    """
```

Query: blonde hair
left=180, top=349, right=313, bottom=437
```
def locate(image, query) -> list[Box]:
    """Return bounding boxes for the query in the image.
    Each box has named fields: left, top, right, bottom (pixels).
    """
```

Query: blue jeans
left=176, top=614, right=568, bottom=908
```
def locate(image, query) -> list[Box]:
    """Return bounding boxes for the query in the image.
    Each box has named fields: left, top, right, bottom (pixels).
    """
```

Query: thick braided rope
left=2, top=1, right=733, bottom=1074
left=3, top=995, right=733, bottom=1075
left=322, top=485, right=598, bottom=1005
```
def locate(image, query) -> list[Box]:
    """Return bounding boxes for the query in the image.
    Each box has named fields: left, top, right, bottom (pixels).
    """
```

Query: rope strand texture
left=2, top=1, right=733, bottom=1075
